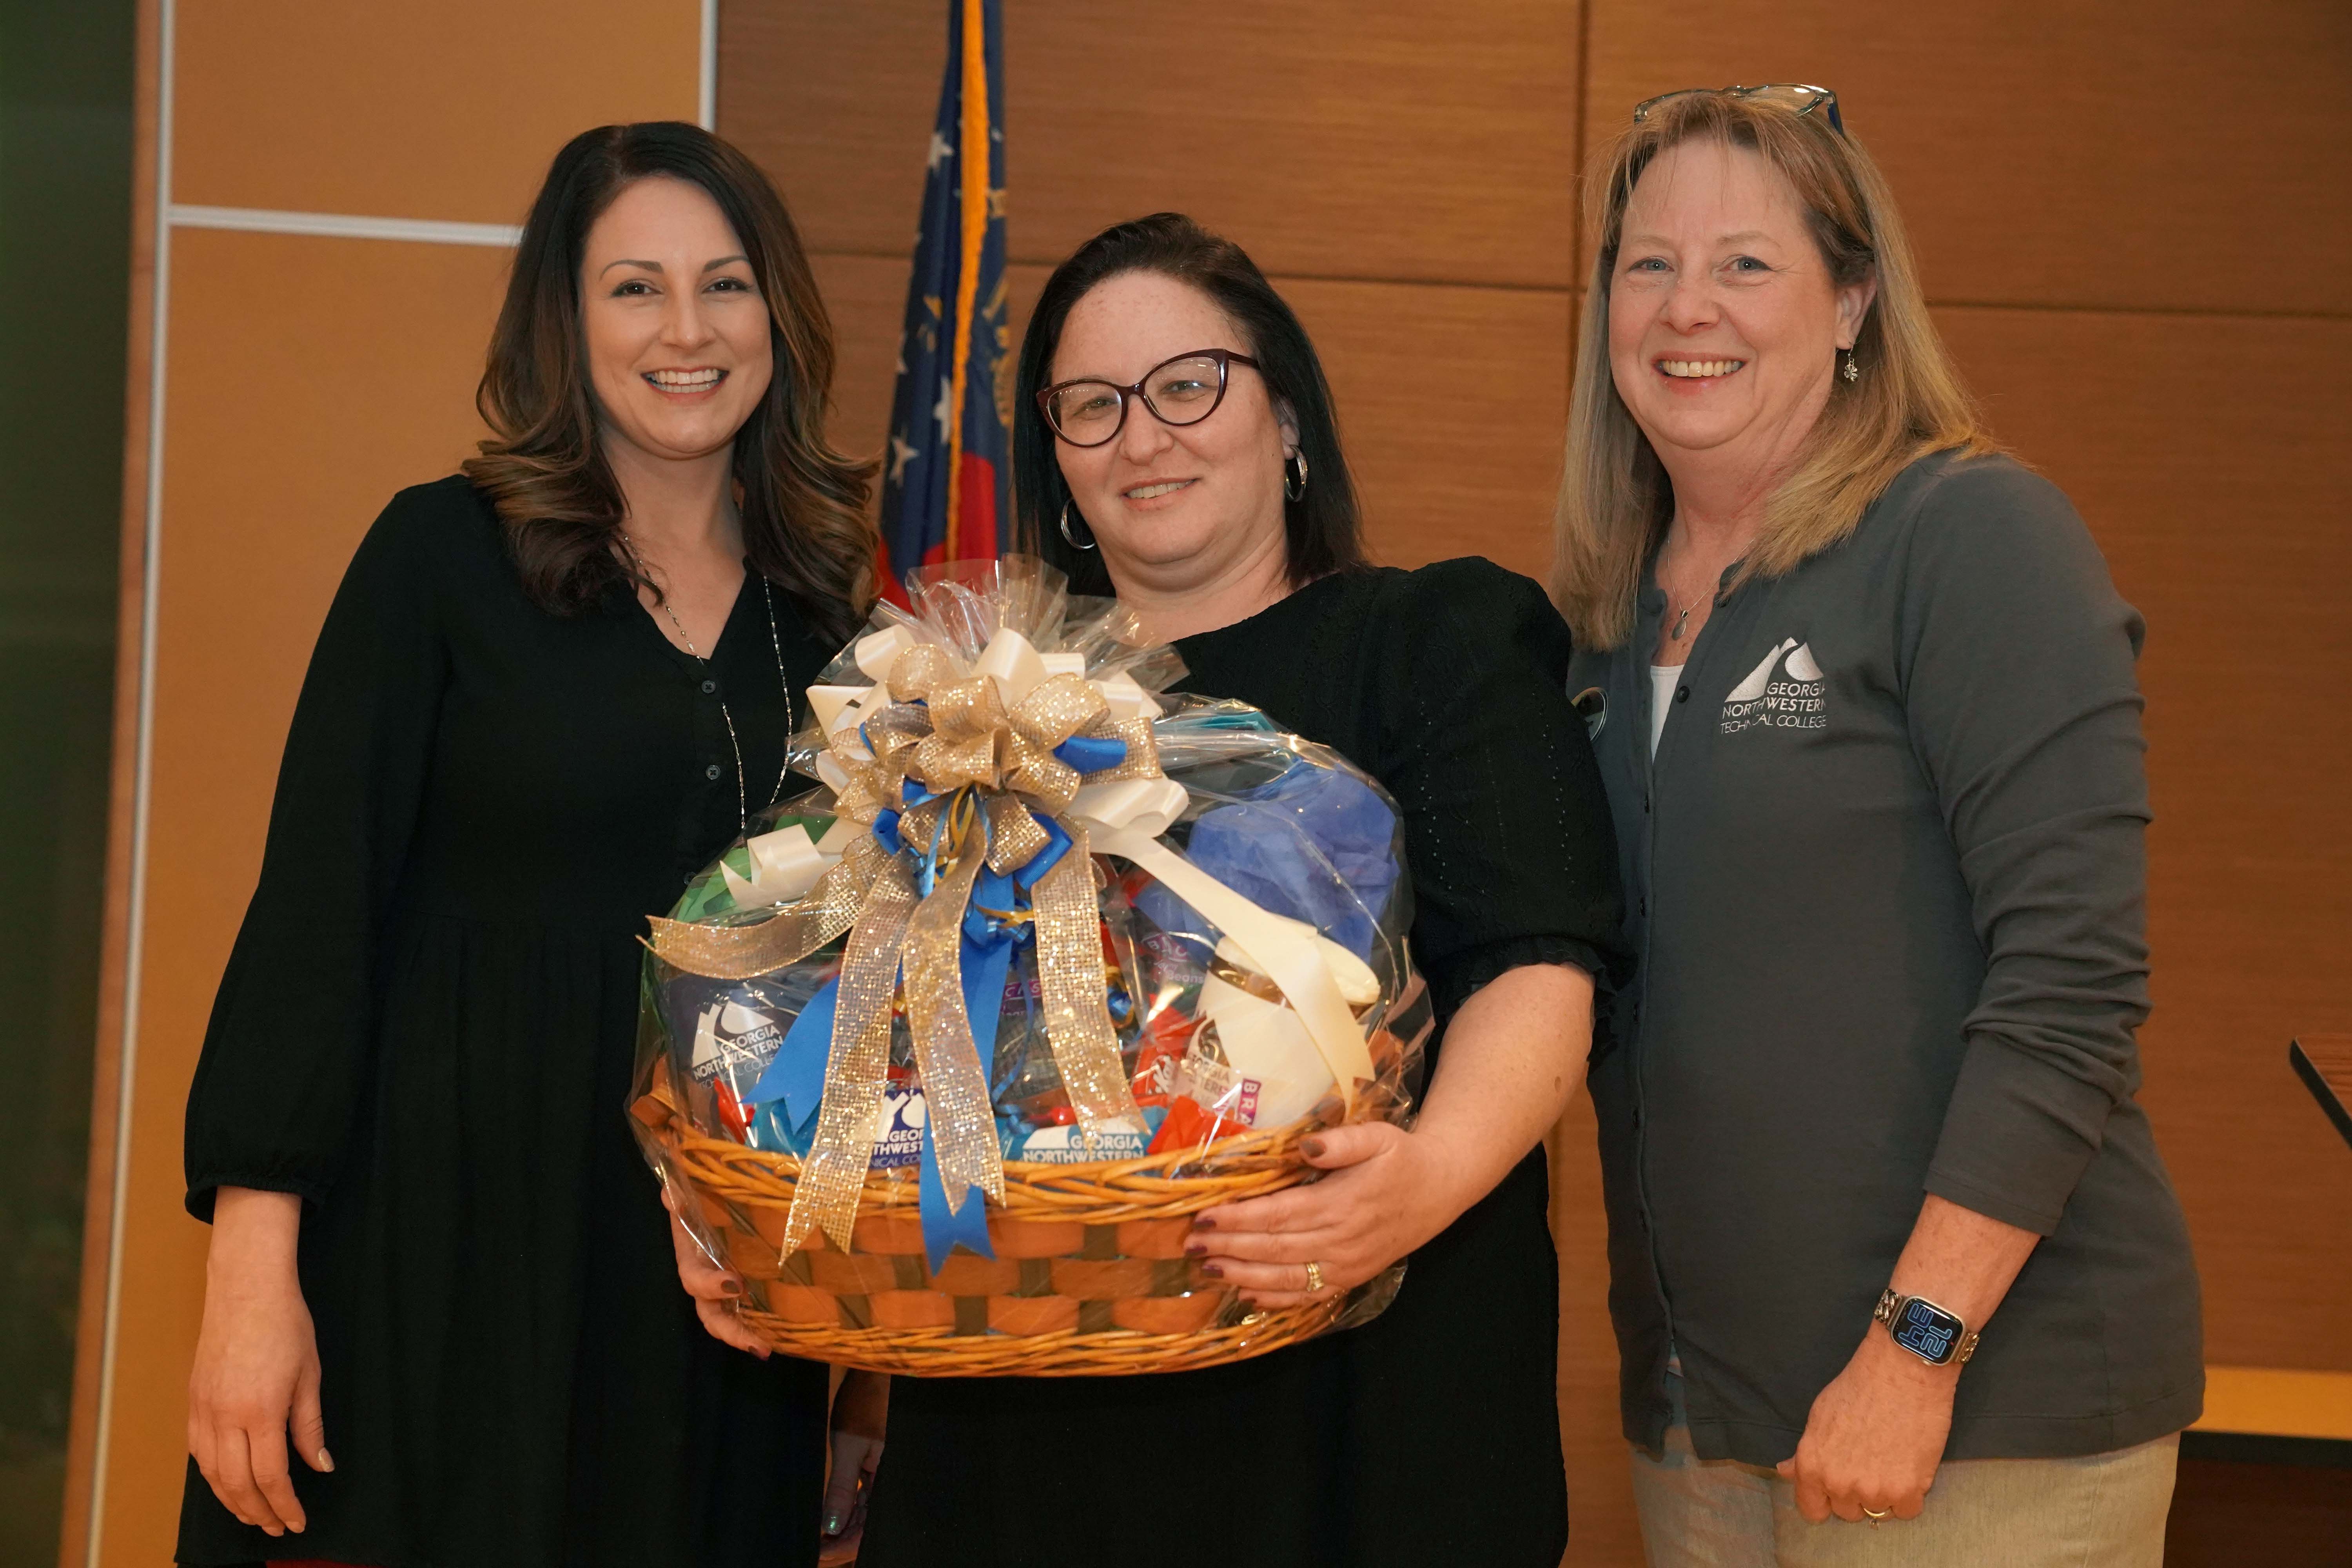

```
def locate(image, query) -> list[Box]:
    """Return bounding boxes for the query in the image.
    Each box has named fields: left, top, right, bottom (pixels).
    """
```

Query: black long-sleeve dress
left=178, top=476, right=833, bottom=1568
left=857, top=559, right=1627, bottom=1568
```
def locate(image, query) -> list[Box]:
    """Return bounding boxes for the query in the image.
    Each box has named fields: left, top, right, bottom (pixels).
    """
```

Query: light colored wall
left=66, top=4, right=703, bottom=1563
left=722, top=4, right=2352, bottom=1563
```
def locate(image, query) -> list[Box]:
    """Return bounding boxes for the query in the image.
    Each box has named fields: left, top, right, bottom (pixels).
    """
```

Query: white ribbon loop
left=1085, top=822, right=1378, bottom=1109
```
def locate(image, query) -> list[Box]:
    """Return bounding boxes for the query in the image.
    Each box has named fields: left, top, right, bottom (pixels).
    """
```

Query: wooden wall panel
left=808, top=252, right=917, bottom=472
left=726, top=0, right=1584, bottom=288
left=1284, top=278, right=1571, bottom=579
left=1938, top=306, right=2352, bottom=1369
left=1582, top=0, right=2352, bottom=314
left=719, top=3, right=941, bottom=260
left=144, top=229, right=502, bottom=1030
left=173, top=0, right=701, bottom=221
left=1552, top=1099, right=1642, bottom=1568
left=94, top=226, right=505, bottom=1566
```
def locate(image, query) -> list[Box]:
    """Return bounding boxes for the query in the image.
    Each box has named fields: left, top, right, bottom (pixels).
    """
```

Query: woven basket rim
left=668, top=1108, right=1319, bottom=1193
left=735, top=1298, right=1341, bottom=1377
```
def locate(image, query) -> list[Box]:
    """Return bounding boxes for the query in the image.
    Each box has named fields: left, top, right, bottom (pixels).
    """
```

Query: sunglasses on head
left=1632, top=83, right=1844, bottom=135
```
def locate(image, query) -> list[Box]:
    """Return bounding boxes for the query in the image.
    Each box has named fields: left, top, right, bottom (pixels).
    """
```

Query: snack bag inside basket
left=629, top=557, right=1432, bottom=1376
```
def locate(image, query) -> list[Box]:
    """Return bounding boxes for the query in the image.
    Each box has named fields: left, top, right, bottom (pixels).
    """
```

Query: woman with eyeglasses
left=1556, top=86, right=2201, bottom=1564
left=829, top=212, right=1626, bottom=1567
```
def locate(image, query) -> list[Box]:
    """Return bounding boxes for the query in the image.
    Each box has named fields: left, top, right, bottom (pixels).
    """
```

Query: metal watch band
left=1874, top=1287, right=1981, bottom=1367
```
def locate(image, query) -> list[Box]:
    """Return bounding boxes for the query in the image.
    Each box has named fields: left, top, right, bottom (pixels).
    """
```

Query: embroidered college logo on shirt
left=1721, top=638, right=1827, bottom=734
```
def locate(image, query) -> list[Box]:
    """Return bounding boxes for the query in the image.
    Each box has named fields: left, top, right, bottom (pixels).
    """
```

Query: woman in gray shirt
left=1555, top=86, right=2201, bottom=1566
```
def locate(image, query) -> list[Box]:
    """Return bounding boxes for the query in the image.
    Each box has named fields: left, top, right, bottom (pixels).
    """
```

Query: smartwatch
left=1874, top=1287, right=1980, bottom=1368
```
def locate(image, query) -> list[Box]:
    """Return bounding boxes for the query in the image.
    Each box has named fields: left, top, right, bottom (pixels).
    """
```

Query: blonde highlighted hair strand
left=1552, top=92, right=1993, bottom=650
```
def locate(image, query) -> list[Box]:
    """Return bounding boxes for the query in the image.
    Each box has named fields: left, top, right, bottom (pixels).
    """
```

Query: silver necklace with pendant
left=623, top=532, right=795, bottom=837
left=1662, top=552, right=1719, bottom=643
left=1666, top=583, right=1706, bottom=642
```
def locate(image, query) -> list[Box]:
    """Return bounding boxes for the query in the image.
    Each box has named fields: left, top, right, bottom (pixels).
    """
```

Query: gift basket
left=629, top=558, right=1432, bottom=1375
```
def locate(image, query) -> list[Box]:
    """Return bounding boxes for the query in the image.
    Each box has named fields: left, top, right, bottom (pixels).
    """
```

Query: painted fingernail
left=824, top=1512, right=844, bottom=1535
left=317, top=1448, right=334, bottom=1472
left=1200, top=1261, right=1225, bottom=1278
left=1185, top=1242, right=1208, bottom=1257
left=1301, top=1137, right=1326, bottom=1158
left=720, top=1278, right=742, bottom=1296
left=1190, top=1217, right=1215, bottom=1232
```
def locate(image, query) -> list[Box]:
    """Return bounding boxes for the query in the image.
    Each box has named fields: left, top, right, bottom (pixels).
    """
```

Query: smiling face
left=580, top=174, right=774, bottom=469
left=1608, top=138, right=1872, bottom=480
left=1048, top=270, right=1297, bottom=594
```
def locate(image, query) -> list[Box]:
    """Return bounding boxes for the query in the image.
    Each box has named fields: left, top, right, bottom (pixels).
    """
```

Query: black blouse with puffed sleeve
left=861, top=559, right=1626, bottom=1568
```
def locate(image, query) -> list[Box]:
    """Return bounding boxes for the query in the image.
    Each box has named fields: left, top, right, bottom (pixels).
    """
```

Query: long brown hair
left=1552, top=93, right=1993, bottom=650
left=464, top=122, right=874, bottom=643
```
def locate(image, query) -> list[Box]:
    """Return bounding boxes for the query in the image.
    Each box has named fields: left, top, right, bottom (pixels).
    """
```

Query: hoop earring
left=1058, top=498, right=1096, bottom=551
left=1284, top=449, right=1310, bottom=503
left=1841, top=348, right=1860, bottom=384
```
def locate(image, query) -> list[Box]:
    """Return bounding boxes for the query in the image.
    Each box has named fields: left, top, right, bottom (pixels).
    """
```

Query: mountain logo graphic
left=688, top=996, right=786, bottom=1082
left=1726, top=639, right=1824, bottom=701
left=1721, top=639, right=1828, bottom=734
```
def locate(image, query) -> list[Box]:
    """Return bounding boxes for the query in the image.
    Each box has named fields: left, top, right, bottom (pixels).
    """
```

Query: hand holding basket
left=630, top=558, right=1429, bottom=1374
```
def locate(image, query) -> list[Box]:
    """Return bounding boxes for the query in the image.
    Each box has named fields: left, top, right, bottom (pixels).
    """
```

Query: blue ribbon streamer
left=743, top=976, right=840, bottom=1139
left=1053, top=734, right=1128, bottom=773
left=917, top=928, right=1017, bottom=1269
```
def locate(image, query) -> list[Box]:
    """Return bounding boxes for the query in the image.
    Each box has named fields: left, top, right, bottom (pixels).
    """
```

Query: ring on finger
left=1862, top=1507, right=1889, bottom=1525
left=1303, top=1260, right=1325, bottom=1294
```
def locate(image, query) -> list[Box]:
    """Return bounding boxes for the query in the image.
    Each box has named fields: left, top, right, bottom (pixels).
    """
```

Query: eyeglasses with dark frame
left=1631, top=83, right=1844, bottom=135
left=1036, top=348, right=1262, bottom=448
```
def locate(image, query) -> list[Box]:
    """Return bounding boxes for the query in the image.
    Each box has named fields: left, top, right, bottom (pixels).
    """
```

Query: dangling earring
left=1841, top=348, right=1860, bottom=384
left=1284, top=448, right=1310, bottom=503
left=1058, top=498, right=1096, bottom=551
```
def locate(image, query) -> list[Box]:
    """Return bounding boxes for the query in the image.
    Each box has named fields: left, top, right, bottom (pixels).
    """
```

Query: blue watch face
left=1893, top=1299, right=1963, bottom=1365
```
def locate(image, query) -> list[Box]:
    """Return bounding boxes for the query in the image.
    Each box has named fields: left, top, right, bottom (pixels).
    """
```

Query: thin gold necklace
left=622, top=532, right=794, bottom=836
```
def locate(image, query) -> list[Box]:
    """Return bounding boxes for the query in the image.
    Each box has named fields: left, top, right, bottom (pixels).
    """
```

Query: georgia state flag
left=877, top=0, right=1010, bottom=601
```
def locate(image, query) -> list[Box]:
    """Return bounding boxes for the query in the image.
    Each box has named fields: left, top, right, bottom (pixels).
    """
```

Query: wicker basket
left=634, top=1069, right=1347, bottom=1375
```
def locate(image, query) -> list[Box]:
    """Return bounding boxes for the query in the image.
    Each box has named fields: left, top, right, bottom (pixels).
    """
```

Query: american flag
left=878, top=0, right=1009, bottom=599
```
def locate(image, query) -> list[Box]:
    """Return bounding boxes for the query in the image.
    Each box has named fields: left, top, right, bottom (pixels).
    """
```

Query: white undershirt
left=1650, top=664, right=1683, bottom=757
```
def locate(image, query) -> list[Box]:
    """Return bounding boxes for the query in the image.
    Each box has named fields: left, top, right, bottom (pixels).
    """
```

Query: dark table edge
left=2181, top=1430, right=2352, bottom=1469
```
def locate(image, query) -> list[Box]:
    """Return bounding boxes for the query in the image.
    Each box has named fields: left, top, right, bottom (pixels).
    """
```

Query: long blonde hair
left=1552, top=93, right=1992, bottom=650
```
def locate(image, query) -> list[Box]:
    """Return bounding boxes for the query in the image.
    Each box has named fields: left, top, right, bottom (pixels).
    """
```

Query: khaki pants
left=1629, top=1376, right=2178, bottom=1568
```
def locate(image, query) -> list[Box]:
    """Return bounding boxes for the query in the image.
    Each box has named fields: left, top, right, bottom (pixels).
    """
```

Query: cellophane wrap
left=628, top=558, right=1430, bottom=1376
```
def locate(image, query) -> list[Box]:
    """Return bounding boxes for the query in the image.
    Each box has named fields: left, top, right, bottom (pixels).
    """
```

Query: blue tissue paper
left=1138, top=758, right=1398, bottom=959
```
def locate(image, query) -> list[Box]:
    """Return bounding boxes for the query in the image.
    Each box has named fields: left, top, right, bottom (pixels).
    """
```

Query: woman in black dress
left=178, top=122, right=871, bottom=1567
left=828, top=215, right=1626, bottom=1564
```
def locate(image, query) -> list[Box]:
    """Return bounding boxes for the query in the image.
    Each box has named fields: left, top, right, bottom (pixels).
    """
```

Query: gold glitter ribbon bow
left=652, top=630, right=1163, bottom=1252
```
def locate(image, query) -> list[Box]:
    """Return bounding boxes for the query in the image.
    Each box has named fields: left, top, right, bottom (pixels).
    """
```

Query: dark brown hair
left=464, top=122, right=875, bottom=642
left=1015, top=213, right=1367, bottom=597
